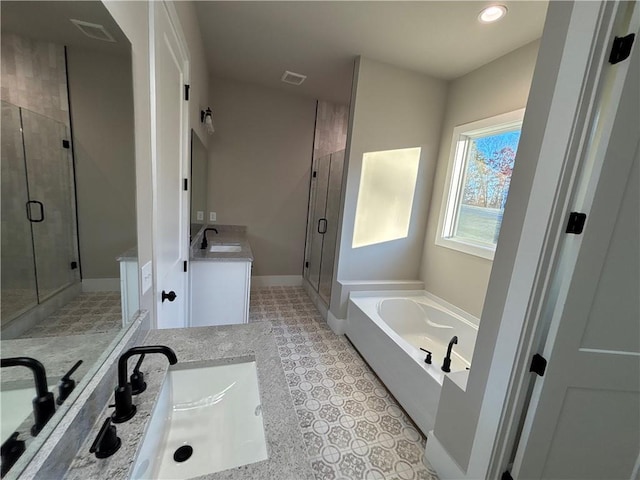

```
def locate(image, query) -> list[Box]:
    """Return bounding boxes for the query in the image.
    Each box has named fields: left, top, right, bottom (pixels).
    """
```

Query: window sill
left=434, top=237, right=495, bottom=261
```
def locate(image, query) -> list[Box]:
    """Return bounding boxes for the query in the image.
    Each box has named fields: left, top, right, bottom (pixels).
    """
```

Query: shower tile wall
left=0, top=33, right=70, bottom=126
left=314, top=100, right=349, bottom=161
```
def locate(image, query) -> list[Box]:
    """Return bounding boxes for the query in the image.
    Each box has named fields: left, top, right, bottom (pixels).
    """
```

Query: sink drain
left=173, top=445, right=193, bottom=463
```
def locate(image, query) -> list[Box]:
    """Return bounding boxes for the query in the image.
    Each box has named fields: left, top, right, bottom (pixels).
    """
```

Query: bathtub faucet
left=441, top=336, right=458, bottom=373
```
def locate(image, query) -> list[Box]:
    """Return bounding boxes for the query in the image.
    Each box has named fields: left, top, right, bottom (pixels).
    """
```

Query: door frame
left=149, top=0, right=191, bottom=329
left=482, top=1, right=640, bottom=477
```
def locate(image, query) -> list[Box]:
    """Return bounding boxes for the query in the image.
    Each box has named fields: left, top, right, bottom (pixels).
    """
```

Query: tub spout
left=441, top=336, right=458, bottom=373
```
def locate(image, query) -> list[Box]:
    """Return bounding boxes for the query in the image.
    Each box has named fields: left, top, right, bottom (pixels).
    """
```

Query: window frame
left=435, top=109, right=525, bottom=260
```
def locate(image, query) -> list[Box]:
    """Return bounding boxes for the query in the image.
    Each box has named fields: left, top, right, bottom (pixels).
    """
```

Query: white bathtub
left=346, top=290, right=478, bottom=434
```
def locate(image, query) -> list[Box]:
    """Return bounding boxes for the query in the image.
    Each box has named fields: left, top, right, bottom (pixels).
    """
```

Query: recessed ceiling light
left=478, top=5, right=508, bottom=23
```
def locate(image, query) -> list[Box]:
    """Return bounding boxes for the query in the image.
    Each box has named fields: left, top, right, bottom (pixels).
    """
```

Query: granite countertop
left=64, top=322, right=313, bottom=480
left=116, top=247, right=138, bottom=262
left=190, top=224, right=254, bottom=262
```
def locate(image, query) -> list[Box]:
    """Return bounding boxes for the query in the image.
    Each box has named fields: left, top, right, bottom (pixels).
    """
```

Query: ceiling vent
left=281, top=71, right=307, bottom=86
left=70, top=19, right=116, bottom=43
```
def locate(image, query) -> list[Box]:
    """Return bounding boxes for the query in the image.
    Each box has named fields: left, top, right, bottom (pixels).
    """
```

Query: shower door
left=1, top=102, right=38, bottom=322
left=304, top=150, right=345, bottom=304
left=0, top=102, right=79, bottom=325
left=21, top=108, right=78, bottom=301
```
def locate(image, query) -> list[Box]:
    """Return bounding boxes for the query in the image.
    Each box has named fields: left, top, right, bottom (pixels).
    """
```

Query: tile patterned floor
left=249, top=286, right=439, bottom=480
left=18, top=292, right=122, bottom=339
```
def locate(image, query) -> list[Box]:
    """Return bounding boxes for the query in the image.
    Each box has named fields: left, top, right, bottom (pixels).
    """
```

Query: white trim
left=425, top=432, right=467, bottom=480
left=327, top=310, right=346, bottom=335
left=250, top=275, right=303, bottom=287
left=81, top=278, right=120, bottom=292
left=435, top=109, right=525, bottom=261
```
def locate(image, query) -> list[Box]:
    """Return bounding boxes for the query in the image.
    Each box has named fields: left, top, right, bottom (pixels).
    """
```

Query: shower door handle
left=317, top=218, right=328, bottom=234
left=26, top=201, right=45, bottom=223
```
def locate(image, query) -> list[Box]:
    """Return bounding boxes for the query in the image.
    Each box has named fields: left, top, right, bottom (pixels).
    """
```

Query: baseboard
left=82, top=278, right=120, bottom=292
left=327, top=310, right=347, bottom=335
left=424, top=430, right=467, bottom=480
left=251, top=275, right=303, bottom=287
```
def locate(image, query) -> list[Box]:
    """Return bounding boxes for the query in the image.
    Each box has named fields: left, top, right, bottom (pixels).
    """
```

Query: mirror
left=0, top=1, right=137, bottom=475
left=190, top=129, right=208, bottom=239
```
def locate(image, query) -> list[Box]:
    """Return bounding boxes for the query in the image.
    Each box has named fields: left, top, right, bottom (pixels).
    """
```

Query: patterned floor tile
left=19, top=292, right=122, bottom=339
left=249, top=286, right=438, bottom=480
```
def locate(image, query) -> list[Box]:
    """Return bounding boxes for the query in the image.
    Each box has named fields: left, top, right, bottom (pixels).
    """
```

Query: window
left=436, top=109, right=524, bottom=260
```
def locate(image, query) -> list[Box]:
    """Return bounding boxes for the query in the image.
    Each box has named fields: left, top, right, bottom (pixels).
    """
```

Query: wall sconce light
left=200, top=107, right=214, bottom=135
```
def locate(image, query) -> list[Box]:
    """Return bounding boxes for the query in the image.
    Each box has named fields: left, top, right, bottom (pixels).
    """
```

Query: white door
left=151, top=2, right=189, bottom=329
left=512, top=33, right=640, bottom=479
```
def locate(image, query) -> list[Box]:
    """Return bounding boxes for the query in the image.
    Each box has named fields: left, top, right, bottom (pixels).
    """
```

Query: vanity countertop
left=190, top=224, right=254, bottom=263
left=63, top=322, right=313, bottom=480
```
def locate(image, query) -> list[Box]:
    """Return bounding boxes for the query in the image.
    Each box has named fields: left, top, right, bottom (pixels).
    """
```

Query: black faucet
left=441, top=336, right=458, bottom=373
left=1, top=433, right=25, bottom=477
left=111, top=346, right=177, bottom=423
left=1, top=357, right=56, bottom=436
left=200, top=227, right=219, bottom=249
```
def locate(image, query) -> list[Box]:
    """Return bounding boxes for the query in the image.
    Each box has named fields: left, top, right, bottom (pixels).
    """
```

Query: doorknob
left=161, top=290, right=177, bottom=303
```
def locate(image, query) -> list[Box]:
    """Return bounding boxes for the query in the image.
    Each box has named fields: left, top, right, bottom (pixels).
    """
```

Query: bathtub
left=346, top=290, right=478, bottom=434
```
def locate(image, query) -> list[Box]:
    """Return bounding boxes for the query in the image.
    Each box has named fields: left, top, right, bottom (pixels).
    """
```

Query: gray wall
left=420, top=41, right=540, bottom=319
left=208, top=76, right=316, bottom=276
left=66, top=47, right=136, bottom=279
left=331, top=57, right=447, bottom=317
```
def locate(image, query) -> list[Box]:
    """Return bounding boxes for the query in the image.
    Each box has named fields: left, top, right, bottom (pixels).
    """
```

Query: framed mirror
left=0, top=1, right=138, bottom=476
left=190, top=129, right=208, bottom=239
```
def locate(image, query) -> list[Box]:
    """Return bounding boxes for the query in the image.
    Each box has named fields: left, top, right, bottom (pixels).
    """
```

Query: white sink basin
left=209, top=244, right=242, bottom=253
left=1, top=383, right=55, bottom=442
left=131, top=360, right=267, bottom=479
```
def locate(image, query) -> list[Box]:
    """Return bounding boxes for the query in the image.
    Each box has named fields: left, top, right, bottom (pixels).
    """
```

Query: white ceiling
left=1, top=1, right=130, bottom=54
left=196, top=1, right=548, bottom=104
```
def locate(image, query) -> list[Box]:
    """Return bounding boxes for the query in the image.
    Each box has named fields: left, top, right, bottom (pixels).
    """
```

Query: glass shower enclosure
left=304, top=149, right=345, bottom=304
left=1, top=101, right=79, bottom=326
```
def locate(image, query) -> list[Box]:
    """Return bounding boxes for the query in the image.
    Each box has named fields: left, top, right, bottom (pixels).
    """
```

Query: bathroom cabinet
left=189, top=260, right=251, bottom=326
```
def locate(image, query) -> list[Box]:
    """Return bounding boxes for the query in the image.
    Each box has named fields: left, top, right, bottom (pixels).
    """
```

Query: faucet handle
left=419, top=348, right=432, bottom=365
left=89, top=418, right=121, bottom=459
left=57, top=360, right=83, bottom=405
left=130, top=354, right=147, bottom=395
left=1, top=432, right=26, bottom=477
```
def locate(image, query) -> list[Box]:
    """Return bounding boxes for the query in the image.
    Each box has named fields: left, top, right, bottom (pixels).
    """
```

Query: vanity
left=189, top=225, right=253, bottom=326
left=63, top=321, right=312, bottom=479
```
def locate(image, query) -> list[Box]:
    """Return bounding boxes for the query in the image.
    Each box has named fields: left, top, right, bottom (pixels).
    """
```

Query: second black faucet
left=111, top=346, right=177, bottom=423
left=199, top=227, right=219, bottom=249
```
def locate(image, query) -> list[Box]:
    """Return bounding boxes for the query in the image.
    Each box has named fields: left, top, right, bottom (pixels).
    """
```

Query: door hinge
left=183, top=260, right=188, bottom=273
left=305, top=261, right=309, bottom=268
left=62, top=139, right=70, bottom=149
left=501, top=470, right=514, bottom=480
left=184, top=84, right=190, bottom=101
left=312, top=171, right=317, bottom=178
left=183, top=178, right=188, bottom=191
left=609, top=33, right=635, bottom=65
left=529, top=353, right=547, bottom=377
left=70, top=261, right=78, bottom=270
left=566, top=212, right=587, bottom=234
